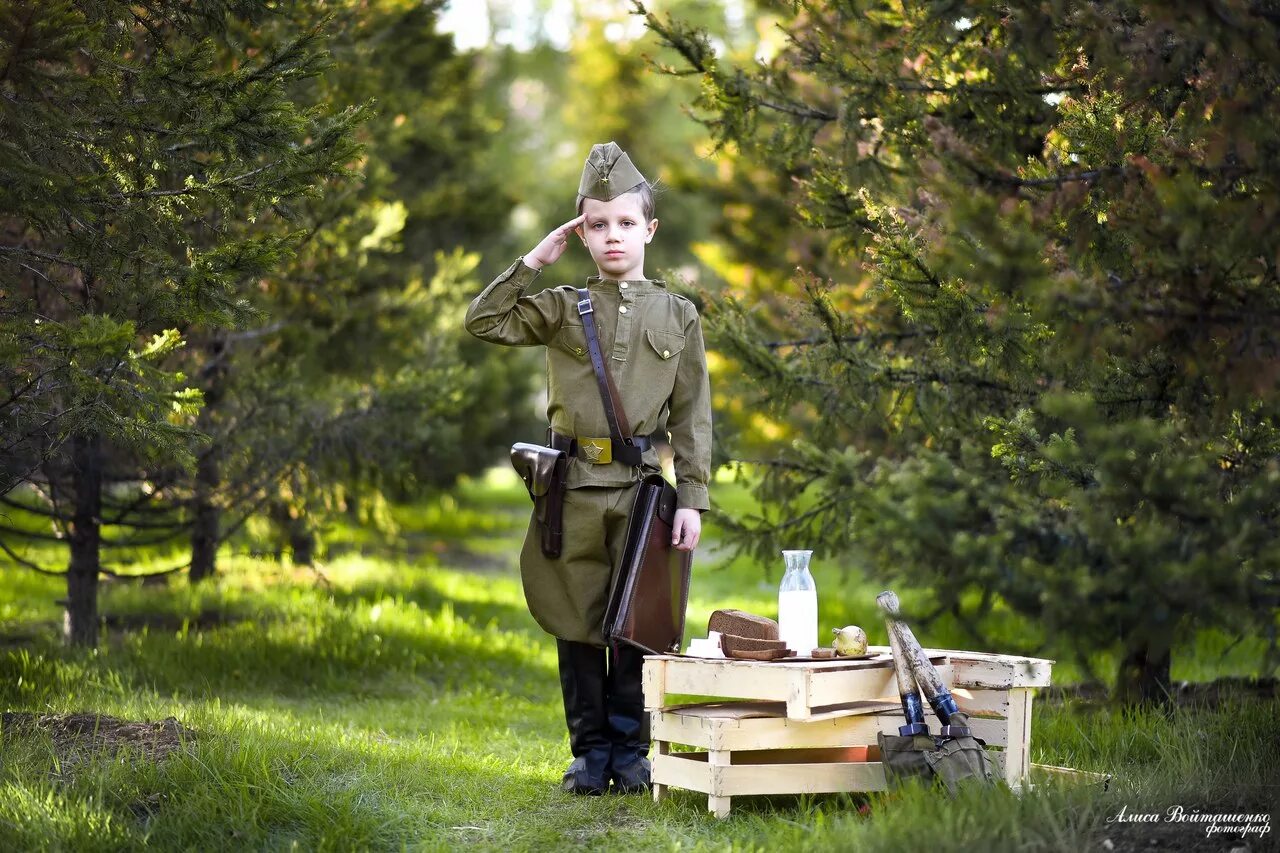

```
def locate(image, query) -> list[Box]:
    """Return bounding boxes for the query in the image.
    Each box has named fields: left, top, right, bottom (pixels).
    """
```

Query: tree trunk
left=189, top=335, right=227, bottom=583
left=290, top=524, right=315, bottom=567
left=268, top=498, right=314, bottom=565
left=345, top=446, right=361, bottom=521
left=188, top=448, right=220, bottom=582
left=1114, top=639, right=1173, bottom=706
left=188, top=335, right=229, bottom=581
left=64, top=432, right=103, bottom=647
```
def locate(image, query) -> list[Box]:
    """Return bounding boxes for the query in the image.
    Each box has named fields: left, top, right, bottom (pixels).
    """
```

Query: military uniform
left=464, top=260, right=712, bottom=642
left=463, top=141, right=712, bottom=796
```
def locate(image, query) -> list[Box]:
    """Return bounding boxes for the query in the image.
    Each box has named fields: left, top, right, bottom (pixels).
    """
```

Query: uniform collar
left=586, top=275, right=667, bottom=291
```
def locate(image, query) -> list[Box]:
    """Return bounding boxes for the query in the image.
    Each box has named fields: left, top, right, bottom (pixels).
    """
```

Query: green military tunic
left=464, top=258, right=713, bottom=644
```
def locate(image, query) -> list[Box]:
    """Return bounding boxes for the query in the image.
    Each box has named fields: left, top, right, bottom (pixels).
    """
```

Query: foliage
left=638, top=0, right=1280, bottom=701
left=0, top=0, right=367, bottom=637
left=172, top=0, right=541, bottom=572
left=0, top=0, right=359, bottom=488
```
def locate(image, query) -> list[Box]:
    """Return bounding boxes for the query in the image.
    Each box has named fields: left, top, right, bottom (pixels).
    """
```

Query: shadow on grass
left=327, top=573, right=542, bottom=637
left=0, top=705, right=597, bottom=851
left=0, top=601, right=557, bottom=714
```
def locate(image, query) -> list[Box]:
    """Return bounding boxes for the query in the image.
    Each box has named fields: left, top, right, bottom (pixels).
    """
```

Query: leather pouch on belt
left=510, top=442, right=568, bottom=558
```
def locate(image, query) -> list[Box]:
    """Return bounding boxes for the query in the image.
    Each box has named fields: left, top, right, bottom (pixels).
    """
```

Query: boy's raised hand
left=524, top=214, right=586, bottom=270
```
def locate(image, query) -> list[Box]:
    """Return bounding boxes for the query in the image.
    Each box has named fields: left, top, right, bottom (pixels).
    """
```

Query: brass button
left=619, top=306, right=628, bottom=314
left=663, top=349, right=670, bottom=358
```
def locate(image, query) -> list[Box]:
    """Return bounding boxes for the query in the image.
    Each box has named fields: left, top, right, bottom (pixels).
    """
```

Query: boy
left=464, top=142, right=712, bottom=795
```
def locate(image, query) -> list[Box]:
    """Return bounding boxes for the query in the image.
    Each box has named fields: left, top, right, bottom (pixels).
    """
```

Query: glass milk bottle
left=778, top=550, right=818, bottom=654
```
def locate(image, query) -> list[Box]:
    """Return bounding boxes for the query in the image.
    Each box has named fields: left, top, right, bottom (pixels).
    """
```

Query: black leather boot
left=557, top=639, right=611, bottom=795
left=605, top=641, right=651, bottom=794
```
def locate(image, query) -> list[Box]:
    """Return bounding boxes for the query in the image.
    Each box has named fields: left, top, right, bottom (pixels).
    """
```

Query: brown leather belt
left=549, top=430, right=653, bottom=467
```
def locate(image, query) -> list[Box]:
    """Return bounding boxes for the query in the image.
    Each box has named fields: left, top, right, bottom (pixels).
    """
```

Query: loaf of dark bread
left=708, top=609, right=780, bottom=641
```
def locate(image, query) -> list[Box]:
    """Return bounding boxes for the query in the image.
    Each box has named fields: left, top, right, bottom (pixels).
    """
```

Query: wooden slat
left=1002, top=688, right=1033, bottom=786
left=657, top=749, right=1011, bottom=810
left=656, top=657, right=795, bottom=704
left=793, top=700, right=902, bottom=723
left=652, top=709, right=721, bottom=749
left=1030, top=763, right=1109, bottom=786
left=950, top=658, right=1054, bottom=690
left=799, top=668, right=891, bottom=717
left=642, top=657, right=667, bottom=710
left=653, top=740, right=671, bottom=802
left=652, top=750, right=712, bottom=794
left=654, top=707, right=1011, bottom=749
left=805, top=657, right=950, bottom=712
left=951, top=687, right=1011, bottom=716
left=708, top=749, right=732, bottom=817
left=859, top=646, right=1054, bottom=689
left=713, top=760, right=889, bottom=797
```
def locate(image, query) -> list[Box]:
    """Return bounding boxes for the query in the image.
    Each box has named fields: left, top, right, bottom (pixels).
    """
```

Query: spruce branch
left=0, top=538, right=62, bottom=575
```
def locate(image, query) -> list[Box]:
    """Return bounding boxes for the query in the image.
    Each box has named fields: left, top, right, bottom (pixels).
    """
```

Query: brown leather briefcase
left=603, top=472, right=692, bottom=654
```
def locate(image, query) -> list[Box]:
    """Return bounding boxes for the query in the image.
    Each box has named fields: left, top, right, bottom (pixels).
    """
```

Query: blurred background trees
left=0, top=0, right=368, bottom=643
left=641, top=0, right=1280, bottom=703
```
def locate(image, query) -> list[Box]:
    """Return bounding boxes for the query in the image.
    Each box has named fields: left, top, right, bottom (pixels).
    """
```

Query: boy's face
left=575, top=192, right=658, bottom=281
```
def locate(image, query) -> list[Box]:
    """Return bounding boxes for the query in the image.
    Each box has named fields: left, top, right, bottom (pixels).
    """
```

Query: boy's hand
left=524, top=214, right=586, bottom=270
left=672, top=508, right=701, bottom=552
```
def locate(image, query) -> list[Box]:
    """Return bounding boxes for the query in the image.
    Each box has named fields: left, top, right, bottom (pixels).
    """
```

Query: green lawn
left=0, top=467, right=1275, bottom=851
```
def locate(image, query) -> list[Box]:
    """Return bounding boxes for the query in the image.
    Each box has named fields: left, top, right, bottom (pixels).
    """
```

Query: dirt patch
left=1, top=712, right=197, bottom=774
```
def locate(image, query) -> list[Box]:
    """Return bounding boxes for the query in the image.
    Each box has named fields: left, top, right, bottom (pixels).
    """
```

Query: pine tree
left=176, top=0, right=540, bottom=577
left=640, top=0, right=1280, bottom=702
left=163, top=0, right=529, bottom=578
left=0, top=0, right=365, bottom=643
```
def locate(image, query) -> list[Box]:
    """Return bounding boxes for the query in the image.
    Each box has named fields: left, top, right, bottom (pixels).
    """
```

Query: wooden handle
left=877, top=590, right=955, bottom=722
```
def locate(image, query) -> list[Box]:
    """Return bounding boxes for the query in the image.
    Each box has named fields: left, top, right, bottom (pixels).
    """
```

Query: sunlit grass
left=0, top=465, right=1275, bottom=850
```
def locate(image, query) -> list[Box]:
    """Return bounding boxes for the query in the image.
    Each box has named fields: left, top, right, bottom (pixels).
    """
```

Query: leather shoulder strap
left=576, top=288, right=634, bottom=441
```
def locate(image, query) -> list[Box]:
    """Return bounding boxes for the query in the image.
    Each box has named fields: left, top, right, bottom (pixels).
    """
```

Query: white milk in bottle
left=778, top=550, right=818, bottom=654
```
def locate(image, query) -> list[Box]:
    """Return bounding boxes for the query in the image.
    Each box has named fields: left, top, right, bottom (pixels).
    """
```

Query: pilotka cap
left=577, top=142, right=647, bottom=202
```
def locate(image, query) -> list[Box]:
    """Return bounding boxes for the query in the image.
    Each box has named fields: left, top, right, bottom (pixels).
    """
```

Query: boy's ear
left=574, top=225, right=586, bottom=245
left=645, top=218, right=659, bottom=243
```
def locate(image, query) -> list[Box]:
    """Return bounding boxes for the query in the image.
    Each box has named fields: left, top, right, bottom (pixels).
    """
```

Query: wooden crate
left=643, top=652, right=953, bottom=722
left=644, top=648, right=1055, bottom=818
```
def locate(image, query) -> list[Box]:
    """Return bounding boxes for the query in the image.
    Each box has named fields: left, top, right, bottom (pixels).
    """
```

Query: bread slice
left=708, top=609, right=780, bottom=641
left=724, top=646, right=794, bottom=661
left=720, top=633, right=788, bottom=655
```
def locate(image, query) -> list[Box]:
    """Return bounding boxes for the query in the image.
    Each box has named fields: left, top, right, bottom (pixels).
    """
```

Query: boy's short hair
left=576, top=181, right=657, bottom=221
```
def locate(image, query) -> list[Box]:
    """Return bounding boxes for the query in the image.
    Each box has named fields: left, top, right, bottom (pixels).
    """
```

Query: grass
left=0, top=466, right=1276, bottom=851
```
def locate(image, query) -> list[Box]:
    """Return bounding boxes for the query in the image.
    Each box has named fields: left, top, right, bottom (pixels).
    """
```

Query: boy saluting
left=464, top=143, right=712, bottom=795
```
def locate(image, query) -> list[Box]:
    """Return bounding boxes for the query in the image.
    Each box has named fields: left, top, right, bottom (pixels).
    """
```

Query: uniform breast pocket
left=553, top=322, right=589, bottom=360
left=644, top=329, right=686, bottom=377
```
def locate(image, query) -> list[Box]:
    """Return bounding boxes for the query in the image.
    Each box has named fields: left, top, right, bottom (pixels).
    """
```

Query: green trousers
left=520, top=481, right=642, bottom=646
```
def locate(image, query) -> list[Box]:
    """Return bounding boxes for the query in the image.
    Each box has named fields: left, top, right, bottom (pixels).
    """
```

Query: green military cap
left=577, top=142, right=647, bottom=202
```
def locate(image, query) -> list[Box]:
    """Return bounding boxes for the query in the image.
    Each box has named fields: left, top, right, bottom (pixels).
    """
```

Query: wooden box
left=644, top=647, right=1055, bottom=818
left=642, top=651, right=953, bottom=722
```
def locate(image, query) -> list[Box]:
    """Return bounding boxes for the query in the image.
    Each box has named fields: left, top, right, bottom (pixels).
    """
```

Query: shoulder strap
left=576, top=288, right=635, bottom=442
